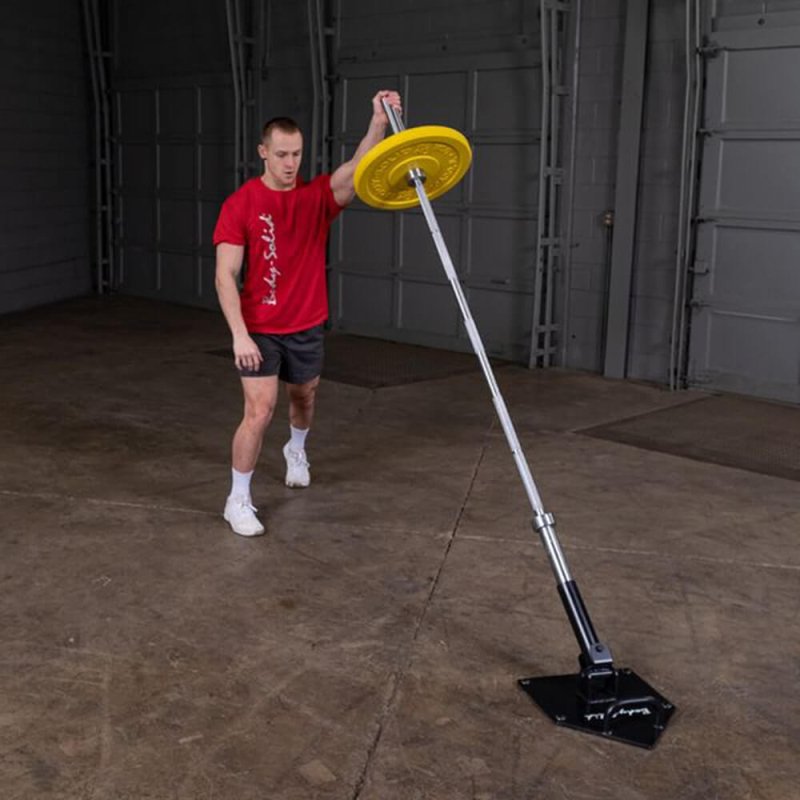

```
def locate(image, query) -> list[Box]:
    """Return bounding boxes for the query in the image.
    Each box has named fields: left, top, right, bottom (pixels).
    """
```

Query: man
left=213, top=89, right=402, bottom=537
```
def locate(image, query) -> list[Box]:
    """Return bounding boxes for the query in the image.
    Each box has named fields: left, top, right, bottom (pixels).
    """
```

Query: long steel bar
left=381, top=100, right=572, bottom=586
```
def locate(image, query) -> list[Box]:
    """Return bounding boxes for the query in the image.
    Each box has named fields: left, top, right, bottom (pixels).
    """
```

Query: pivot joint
left=532, top=511, right=555, bottom=532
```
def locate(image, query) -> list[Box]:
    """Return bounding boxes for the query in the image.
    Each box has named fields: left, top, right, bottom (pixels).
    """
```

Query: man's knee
left=244, top=397, right=276, bottom=431
left=288, top=378, right=319, bottom=408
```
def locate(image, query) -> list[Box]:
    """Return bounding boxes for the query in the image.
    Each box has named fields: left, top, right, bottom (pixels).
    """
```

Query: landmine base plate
left=518, top=668, right=676, bottom=749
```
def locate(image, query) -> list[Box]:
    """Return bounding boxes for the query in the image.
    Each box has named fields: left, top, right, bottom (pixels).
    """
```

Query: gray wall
left=564, top=0, right=685, bottom=382
left=112, top=0, right=232, bottom=308
left=259, top=1, right=317, bottom=171
left=107, top=0, right=691, bottom=381
left=114, top=0, right=229, bottom=79
left=565, top=0, right=625, bottom=372
left=686, top=0, right=800, bottom=403
left=112, top=1, right=323, bottom=307
left=0, top=1, right=92, bottom=315
left=327, top=1, right=541, bottom=360
left=629, top=1, right=685, bottom=382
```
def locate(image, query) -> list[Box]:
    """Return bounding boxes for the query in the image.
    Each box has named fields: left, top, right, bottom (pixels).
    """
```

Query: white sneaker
left=283, top=443, right=310, bottom=488
left=223, top=495, right=265, bottom=537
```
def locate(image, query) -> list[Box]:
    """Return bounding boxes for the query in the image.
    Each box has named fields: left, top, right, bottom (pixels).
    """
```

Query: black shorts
left=238, top=325, right=324, bottom=384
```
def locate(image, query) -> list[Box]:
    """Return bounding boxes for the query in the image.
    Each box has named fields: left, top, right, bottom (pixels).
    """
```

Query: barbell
left=351, top=100, right=675, bottom=749
left=354, top=101, right=553, bottom=526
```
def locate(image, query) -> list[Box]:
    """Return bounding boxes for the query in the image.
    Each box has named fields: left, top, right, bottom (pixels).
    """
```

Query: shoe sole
left=223, top=512, right=265, bottom=537
left=285, top=477, right=310, bottom=488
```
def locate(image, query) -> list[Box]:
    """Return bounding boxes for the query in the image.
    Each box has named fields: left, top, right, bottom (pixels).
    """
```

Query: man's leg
left=224, top=376, right=279, bottom=536
left=282, top=376, right=319, bottom=488
left=287, top=376, right=319, bottom=431
left=233, top=376, right=280, bottom=471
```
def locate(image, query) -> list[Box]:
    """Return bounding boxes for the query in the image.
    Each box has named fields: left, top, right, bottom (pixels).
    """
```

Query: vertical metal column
left=255, top=1, right=268, bottom=136
left=669, top=0, right=703, bottom=390
left=307, top=0, right=331, bottom=177
left=529, top=0, right=568, bottom=368
left=558, top=0, right=583, bottom=367
left=225, top=0, right=243, bottom=188
left=603, top=0, right=650, bottom=379
left=316, top=0, right=331, bottom=175
left=226, top=0, right=262, bottom=187
left=81, top=0, right=115, bottom=293
left=308, top=0, right=321, bottom=177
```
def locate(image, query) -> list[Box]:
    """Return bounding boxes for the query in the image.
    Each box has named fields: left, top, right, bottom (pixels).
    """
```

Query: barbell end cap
left=406, top=167, right=427, bottom=186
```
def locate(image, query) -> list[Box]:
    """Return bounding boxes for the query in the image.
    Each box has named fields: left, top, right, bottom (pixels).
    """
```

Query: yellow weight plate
left=354, top=125, right=472, bottom=210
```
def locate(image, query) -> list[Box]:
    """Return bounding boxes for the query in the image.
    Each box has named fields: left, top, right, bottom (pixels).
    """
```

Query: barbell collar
left=532, top=512, right=556, bottom=532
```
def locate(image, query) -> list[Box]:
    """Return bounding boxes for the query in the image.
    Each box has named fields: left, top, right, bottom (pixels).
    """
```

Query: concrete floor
left=1, top=296, right=798, bottom=800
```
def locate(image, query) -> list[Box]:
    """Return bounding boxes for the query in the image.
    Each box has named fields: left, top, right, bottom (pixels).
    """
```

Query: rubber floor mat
left=322, top=333, right=488, bottom=388
left=581, top=394, right=800, bottom=482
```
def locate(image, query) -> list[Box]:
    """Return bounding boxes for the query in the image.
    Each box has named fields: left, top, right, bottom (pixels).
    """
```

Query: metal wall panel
left=115, top=78, right=233, bottom=308
left=114, top=0, right=229, bottom=78
left=336, top=0, right=537, bottom=62
left=564, top=0, right=689, bottom=383
left=329, top=53, right=540, bottom=360
left=714, top=0, right=800, bottom=18
left=0, top=2, right=91, bottom=315
left=688, top=25, right=800, bottom=402
left=564, top=0, right=625, bottom=372
left=113, top=1, right=313, bottom=310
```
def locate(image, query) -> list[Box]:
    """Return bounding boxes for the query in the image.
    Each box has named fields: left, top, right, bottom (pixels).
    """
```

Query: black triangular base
left=518, top=668, right=675, bottom=749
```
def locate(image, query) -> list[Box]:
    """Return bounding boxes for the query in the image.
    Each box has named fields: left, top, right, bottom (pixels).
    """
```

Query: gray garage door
left=328, top=52, right=541, bottom=362
left=688, top=19, right=800, bottom=403
left=114, top=76, right=234, bottom=308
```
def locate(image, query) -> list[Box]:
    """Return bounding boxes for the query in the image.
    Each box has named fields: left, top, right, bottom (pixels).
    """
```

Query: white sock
left=230, top=468, right=254, bottom=500
left=289, top=425, right=309, bottom=452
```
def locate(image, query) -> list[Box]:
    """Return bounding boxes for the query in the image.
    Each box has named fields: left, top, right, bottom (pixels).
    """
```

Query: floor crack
left=349, top=423, right=492, bottom=799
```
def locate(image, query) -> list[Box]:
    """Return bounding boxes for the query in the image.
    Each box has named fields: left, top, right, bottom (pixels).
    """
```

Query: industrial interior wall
left=0, top=1, right=91, bottom=315
left=112, top=0, right=321, bottom=308
left=327, top=0, right=541, bottom=362
left=565, top=0, right=685, bottom=382
left=628, top=1, right=686, bottom=383
left=112, top=0, right=234, bottom=308
left=258, top=2, right=316, bottom=158
left=686, top=0, right=800, bottom=402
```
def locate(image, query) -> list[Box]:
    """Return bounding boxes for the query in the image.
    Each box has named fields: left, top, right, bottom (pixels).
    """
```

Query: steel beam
left=603, top=0, right=650, bottom=379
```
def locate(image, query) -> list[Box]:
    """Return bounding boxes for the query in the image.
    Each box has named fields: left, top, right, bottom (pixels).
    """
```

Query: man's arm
left=214, top=243, right=263, bottom=371
left=329, top=89, right=402, bottom=208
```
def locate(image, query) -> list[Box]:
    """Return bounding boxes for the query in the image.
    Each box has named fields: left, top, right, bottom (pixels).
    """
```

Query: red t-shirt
left=213, top=175, right=344, bottom=334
